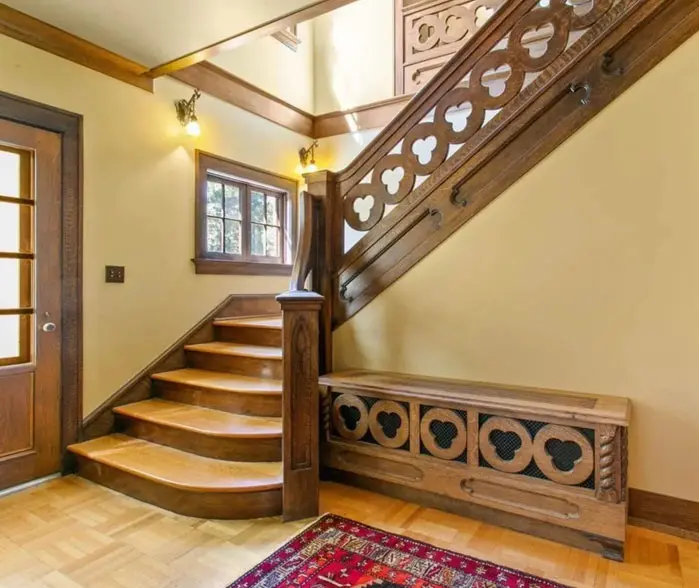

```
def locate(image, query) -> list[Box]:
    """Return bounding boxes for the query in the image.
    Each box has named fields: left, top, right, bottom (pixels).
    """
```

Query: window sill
left=192, top=258, right=293, bottom=276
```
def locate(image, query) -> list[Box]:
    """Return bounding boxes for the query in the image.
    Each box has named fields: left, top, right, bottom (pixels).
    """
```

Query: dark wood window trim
left=194, top=151, right=297, bottom=276
left=0, top=90, right=83, bottom=457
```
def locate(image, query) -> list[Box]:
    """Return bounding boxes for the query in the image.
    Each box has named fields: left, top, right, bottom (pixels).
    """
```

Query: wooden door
left=0, top=118, right=62, bottom=491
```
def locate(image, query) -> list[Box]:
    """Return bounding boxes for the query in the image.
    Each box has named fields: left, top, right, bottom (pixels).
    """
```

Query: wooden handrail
left=289, top=191, right=315, bottom=292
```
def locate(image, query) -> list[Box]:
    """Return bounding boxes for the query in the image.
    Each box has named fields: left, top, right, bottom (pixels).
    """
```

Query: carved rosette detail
left=344, top=0, right=615, bottom=232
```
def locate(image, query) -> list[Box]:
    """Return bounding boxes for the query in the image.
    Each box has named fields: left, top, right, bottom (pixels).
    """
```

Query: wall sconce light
left=297, top=140, right=319, bottom=175
left=175, top=89, right=202, bottom=137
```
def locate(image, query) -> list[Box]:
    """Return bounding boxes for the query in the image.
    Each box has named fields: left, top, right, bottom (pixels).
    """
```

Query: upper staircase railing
left=299, top=0, right=694, bottom=328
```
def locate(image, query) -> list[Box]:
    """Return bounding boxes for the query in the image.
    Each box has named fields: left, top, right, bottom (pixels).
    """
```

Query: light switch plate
left=105, top=265, right=125, bottom=283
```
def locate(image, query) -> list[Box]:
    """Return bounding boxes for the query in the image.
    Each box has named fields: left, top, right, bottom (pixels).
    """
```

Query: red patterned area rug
left=228, top=514, right=570, bottom=588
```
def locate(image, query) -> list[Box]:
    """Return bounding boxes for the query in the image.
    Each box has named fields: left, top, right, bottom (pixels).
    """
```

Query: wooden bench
left=319, top=370, right=631, bottom=561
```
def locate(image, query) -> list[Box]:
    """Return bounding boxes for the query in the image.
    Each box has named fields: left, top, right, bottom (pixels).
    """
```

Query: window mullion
left=242, top=183, right=250, bottom=261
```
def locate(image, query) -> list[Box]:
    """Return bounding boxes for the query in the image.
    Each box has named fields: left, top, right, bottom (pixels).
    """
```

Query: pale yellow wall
left=211, top=22, right=316, bottom=113
left=313, top=0, right=394, bottom=114
left=0, top=35, right=309, bottom=416
left=334, top=32, right=699, bottom=502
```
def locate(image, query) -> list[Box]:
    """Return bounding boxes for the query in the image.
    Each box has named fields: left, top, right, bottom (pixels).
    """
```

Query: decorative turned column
left=277, top=290, right=324, bottom=522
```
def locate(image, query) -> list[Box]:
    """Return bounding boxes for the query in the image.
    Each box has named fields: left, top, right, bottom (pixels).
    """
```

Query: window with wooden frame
left=0, top=145, right=33, bottom=367
left=194, top=151, right=297, bottom=275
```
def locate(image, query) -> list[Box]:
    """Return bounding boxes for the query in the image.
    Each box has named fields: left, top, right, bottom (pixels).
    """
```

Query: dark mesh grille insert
left=489, top=429, right=522, bottom=461
left=419, top=406, right=468, bottom=463
left=545, top=438, right=583, bottom=473
left=479, top=414, right=595, bottom=489
left=338, top=404, right=362, bottom=432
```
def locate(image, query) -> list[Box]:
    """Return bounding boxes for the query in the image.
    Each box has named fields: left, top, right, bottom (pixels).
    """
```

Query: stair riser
left=117, top=416, right=282, bottom=462
left=215, top=326, right=282, bottom=347
left=153, top=380, right=282, bottom=417
left=76, top=457, right=282, bottom=519
left=186, top=350, right=282, bottom=379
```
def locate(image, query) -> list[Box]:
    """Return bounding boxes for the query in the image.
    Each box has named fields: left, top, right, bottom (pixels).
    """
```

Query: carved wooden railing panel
left=320, top=370, right=632, bottom=560
left=396, top=0, right=506, bottom=94
left=343, top=0, right=611, bottom=240
left=277, top=191, right=324, bottom=521
left=325, top=0, right=699, bottom=324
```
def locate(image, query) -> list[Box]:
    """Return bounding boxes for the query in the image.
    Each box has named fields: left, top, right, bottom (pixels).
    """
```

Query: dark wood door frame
left=0, top=90, right=83, bottom=468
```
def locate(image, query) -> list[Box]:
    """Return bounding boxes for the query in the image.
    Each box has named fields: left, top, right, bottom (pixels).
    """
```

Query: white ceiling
left=5, top=0, right=321, bottom=66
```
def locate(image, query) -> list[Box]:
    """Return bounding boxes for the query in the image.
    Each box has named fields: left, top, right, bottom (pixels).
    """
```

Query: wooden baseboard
left=629, top=488, right=699, bottom=539
left=81, top=293, right=280, bottom=441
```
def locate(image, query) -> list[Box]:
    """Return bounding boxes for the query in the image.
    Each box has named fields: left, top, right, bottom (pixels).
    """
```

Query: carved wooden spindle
left=278, top=187, right=324, bottom=521
left=596, top=424, right=622, bottom=503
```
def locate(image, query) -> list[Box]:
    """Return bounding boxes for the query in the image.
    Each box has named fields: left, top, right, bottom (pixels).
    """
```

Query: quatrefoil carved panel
left=420, top=408, right=467, bottom=460
left=332, top=393, right=369, bottom=441
left=344, top=0, right=615, bottom=232
left=479, top=418, right=594, bottom=486
left=533, top=424, right=593, bottom=485
left=479, top=417, right=533, bottom=473
left=368, top=400, right=410, bottom=449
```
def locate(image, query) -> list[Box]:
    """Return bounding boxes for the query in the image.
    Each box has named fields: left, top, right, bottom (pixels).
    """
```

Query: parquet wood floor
left=0, top=476, right=696, bottom=587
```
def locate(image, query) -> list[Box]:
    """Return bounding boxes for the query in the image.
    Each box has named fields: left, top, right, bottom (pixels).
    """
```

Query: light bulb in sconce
left=185, top=116, right=201, bottom=137
left=175, top=89, right=202, bottom=137
left=298, top=140, right=319, bottom=175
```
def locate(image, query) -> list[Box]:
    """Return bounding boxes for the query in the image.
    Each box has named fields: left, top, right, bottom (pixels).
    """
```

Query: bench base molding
left=324, top=467, right=624, bottom=562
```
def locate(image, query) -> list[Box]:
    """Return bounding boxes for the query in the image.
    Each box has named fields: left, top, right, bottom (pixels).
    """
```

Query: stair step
left=152, top=369, right=282, bottom=417
left=214, top=317, right=283, bottom=346
left=214, top=316, right=282, bottom=329
left=152, top=368, right=282, bottom=394
left=69, top=434, right=282, bottom=491
left=69, top=435, right=283, bottom=519
left=185, top=341, right=282, bottom=359
left=185, top=342, right=282, bottom=379
left=114, top=399, right=282, bottom=438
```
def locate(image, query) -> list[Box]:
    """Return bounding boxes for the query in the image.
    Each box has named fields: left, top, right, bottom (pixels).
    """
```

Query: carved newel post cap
left=276, top=290, right=324, bottom=310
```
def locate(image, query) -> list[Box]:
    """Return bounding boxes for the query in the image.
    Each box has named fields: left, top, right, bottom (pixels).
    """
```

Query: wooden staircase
left=68, top=316, right=286, bottom=519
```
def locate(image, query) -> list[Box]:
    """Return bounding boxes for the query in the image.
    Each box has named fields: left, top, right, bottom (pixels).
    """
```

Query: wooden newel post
left=277, top=290, right=324, bottom=521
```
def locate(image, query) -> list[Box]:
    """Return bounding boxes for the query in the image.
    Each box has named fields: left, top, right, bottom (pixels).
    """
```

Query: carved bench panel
left=320, top=370, right=630, bottom=560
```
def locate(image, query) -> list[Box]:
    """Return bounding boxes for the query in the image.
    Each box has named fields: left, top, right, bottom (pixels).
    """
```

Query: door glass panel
left=0, top=315, right=20, bottom=360
left=0, top=259, right=19, bottom=308
left=0, top=202, right=20, bottom=252
left=0, top=150, right=20, bottom=197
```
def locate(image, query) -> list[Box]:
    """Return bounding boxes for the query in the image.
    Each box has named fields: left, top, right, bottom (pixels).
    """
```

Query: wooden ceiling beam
left=0, top=3, right=153, bottom=92
left=170, top=62, right=315, bottom=137
left=144, top=0, right=360, bottom=78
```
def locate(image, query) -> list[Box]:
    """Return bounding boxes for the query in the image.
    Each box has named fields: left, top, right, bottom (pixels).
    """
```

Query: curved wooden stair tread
left=214, top=316, right=282, bottom=329
left=185, top=341, right=282, bottom=359
left=114, top=399, right=282, bottom=438
left=151, top=368, right=282, bottom=395
left=68, top=434, right=282, bottom=493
